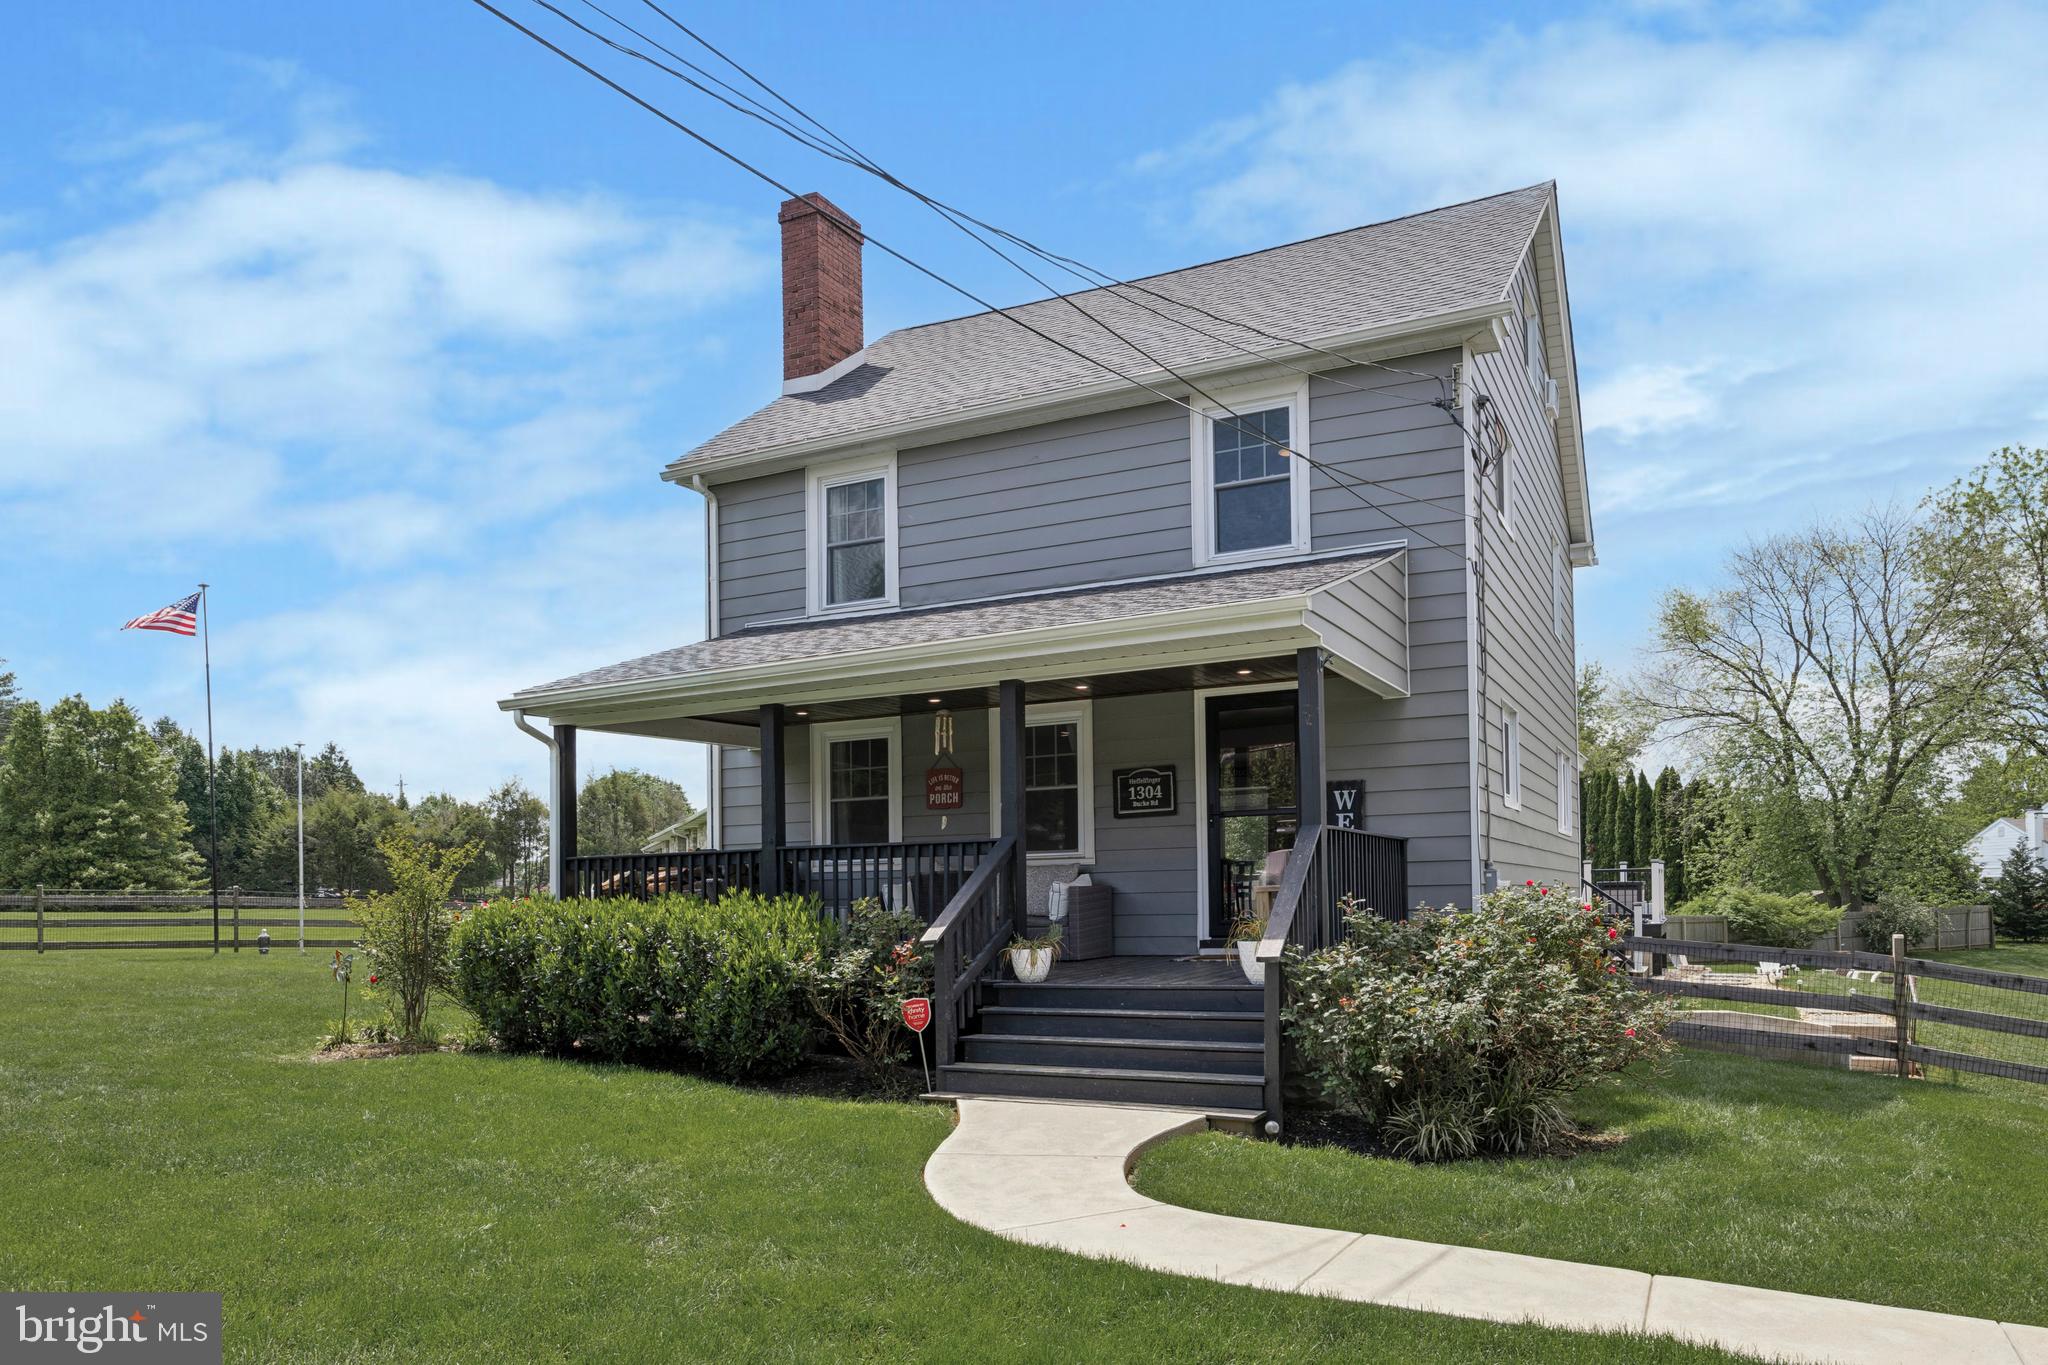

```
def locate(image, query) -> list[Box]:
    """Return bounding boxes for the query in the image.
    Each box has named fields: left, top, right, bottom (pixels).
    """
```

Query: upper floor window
left=1191, top=382, right=1311, bottom=567
left=806, top=456, right=898, bottom=614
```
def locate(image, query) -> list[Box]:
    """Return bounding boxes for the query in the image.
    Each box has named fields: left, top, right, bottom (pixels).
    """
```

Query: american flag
left=123, top=591, right=201, bottom=637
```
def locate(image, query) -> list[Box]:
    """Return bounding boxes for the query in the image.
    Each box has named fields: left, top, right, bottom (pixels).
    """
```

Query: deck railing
left=918, top=836, right=1020, bottom=1072
left=1254, top=824, right=1411, bottom=1123
left=566, top=849, right=762, bottom=901
left=779, top=839, right=997, bottom=927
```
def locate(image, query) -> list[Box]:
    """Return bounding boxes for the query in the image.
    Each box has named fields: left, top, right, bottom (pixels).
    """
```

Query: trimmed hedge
left=449, top=892, right=827, bottom=1078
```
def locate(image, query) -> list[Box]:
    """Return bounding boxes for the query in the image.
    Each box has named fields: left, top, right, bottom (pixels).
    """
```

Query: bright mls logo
left=6, top=1294, right=220, bottom=1362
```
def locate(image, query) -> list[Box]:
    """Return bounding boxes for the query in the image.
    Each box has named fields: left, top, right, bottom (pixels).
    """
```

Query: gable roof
left=666, top=183, right=1557, bottom=478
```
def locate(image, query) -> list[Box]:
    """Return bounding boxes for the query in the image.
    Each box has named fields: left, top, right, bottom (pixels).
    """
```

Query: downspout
left=512, top=708, right=562, bottom=898
left=688, top=472, right=722, bottom=846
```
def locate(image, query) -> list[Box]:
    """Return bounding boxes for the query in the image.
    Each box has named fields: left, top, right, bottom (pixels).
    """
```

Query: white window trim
left=804, top=452, right=900, bottom=617
left=987, top=700, right=1096, bottom=864
left=1502, top=706, right=1523, bottom=810
left=1501, top=440, right=1518, bottom=539
left=808, top=716, right=904, bottom=843
left=1189, top=378, right=1313, bottom=568
left=1556, top=752, right=1575, bottom=836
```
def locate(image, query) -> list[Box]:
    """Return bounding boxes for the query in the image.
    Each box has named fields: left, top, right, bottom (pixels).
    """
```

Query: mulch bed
left=729, top=1053, right=928, bottom=1103
left=310, top=1039, right=458, bottom=1063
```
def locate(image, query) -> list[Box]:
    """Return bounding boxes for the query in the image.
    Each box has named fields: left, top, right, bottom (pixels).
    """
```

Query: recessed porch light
left=1074, top=683, right=1089, bottom=691
left=1234, top=668, right=1253, bottom=676
left=926, top=697, right=942, bottom=704
left=794, top=709, right=809, bottom=717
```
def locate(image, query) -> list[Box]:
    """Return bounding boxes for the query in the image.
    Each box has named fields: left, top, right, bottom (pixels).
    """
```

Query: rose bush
left=796, top=899, right=932, bottom=1074
left=1283, top=882, right=1674, bottom=1161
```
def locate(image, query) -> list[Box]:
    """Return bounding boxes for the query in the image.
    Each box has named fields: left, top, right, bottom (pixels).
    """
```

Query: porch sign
left=1113, top=766, right=1177, bottom=818
left=1327, top=779, right=1366, bottom=829
left=924, top=762, right=964, bottom=811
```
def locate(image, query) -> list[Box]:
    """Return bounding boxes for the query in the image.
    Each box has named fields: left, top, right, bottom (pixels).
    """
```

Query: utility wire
left=472, top=0, right=1474, bottom=556
left=534, top=1, right=1476, bottom=530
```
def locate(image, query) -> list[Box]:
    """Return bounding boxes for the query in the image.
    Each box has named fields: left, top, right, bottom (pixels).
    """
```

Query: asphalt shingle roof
left=668, top=184, right=1552, bottom=473
left=511, top=550, right=1397, bottom=699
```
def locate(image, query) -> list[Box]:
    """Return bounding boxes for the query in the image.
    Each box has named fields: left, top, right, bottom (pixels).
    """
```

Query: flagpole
left=296, top=741, right=306, bottom=953
left=200, top=583, right=221, bottom=955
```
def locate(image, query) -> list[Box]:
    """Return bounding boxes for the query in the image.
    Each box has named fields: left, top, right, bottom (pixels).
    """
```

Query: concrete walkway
left=924, top=1098, right=2048, bottom=1365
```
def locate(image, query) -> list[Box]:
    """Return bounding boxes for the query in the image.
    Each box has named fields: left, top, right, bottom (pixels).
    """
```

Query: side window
left=1501, top=707, right=1522, bottom=809
left=807, top=460, right=896, bottom=613
left=1194, top=385, right=1309, bottom=566
left=1556, top=753, right=1574, bottom=836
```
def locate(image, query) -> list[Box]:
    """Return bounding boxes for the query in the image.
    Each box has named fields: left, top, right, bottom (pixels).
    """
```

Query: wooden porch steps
left=938, top=963, right=1269, bottom=1113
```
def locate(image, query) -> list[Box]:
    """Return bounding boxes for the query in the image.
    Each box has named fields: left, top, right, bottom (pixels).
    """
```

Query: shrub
left=1857, top=892, right=1940, bottom=953
left=797, top=899, right=931, bottom=1072
left=448, top=891, right=827, bottom=1078
left=1284, top=882, right=1674, bottom=1161
left=350, top=829, right=478, bottom=1042
left=1989, top=845, right=2048, bottom=942
left=1676, top=884, right=1841, bottom=949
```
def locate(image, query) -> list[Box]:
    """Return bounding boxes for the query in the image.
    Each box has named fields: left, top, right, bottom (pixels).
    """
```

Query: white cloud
left=5, top=73, right=767, bottom=803
left=1142, top=1, right=2048, bottom=524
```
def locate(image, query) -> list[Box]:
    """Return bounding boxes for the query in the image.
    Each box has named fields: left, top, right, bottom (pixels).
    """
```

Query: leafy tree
left=0, top=661, right=18, bottom=745
left=306, top=788, right=400, bottom=895
left=0, top=697, right=203, bottom=889
left=577, top=767, right=696, bottom=857
left=1638, top=506, right=2011, bottom=908
left=483, top=779, right=548, bottom=895
left=1926, top=446, right=2048, bottom=754
left=1578, top=664, right=1654, bottom=775
left=1988, top=843, right=2048, bottom=941
left=352, top=827, right=478, bottom=1042
left=1944, top=750, right=2048, bottom=849
left=408, top=793, right=498, bottom=895
left=246, top=742, right=363, bottom=804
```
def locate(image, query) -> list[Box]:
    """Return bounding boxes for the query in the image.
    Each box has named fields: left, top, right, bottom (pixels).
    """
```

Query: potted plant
left=1228, top=912, right=1268, bottom=985
left=1007, top=924, right=1062, bottom=983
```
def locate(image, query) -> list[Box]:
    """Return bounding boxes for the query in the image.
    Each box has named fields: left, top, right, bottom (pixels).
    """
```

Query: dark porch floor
left=1024, top=954, right=1248, bottom=987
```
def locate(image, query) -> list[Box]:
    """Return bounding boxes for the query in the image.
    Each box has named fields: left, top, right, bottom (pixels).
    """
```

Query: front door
left=1204, top=692, right=1299, bottom=942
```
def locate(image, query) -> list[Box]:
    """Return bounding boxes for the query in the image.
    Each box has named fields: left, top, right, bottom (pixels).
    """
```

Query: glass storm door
left=1205, top=692, right=1299, bottom=942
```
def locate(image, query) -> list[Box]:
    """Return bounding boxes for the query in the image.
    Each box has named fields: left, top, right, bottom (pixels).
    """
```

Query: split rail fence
left=0, top=890, right=356, bottom=953
left=1624, top=935, right=2048, bottom=1089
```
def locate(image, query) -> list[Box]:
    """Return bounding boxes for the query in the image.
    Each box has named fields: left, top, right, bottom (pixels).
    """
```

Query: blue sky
left=3, top=0, right=2044, bottom=803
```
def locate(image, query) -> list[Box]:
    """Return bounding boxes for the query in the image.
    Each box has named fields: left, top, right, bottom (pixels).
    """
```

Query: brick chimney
left=779, top=192, right=863, bottom=384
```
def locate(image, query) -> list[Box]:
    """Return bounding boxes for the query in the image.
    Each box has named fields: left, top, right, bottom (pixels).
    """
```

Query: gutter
left=511, top=708, right=563, bottom=898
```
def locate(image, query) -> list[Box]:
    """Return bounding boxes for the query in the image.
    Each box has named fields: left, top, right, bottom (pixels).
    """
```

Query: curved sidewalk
left=924, top=1097, right=2047, bottom=1365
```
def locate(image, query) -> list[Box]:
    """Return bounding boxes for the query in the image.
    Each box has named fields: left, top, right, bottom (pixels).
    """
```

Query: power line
left=470, top=0, right=1475, bottom=556
left=530, top=2, right=1479, bottom=533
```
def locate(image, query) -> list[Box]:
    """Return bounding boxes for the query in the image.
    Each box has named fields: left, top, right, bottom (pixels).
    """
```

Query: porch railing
left=918, top=836, right=1020, bottom=1077
left=565, top=849, right=762, bottom=901
left=779, top=839, right=998, bottom=928
left=1255, top=824, right=1411, bottom=1125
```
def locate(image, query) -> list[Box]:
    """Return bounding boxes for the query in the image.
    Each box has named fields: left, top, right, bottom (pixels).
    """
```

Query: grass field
left=1137, top=1006, right=2048, bottom=1327
left=0, top=952, right=1750, bottom=1364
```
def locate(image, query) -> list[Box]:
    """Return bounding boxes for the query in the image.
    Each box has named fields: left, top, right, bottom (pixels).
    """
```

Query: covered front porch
left=501, top=550, right=1425, bottom=1120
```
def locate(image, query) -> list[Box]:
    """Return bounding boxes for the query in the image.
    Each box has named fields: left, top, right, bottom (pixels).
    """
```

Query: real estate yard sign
left=902, top=997, right=932, bottom=1091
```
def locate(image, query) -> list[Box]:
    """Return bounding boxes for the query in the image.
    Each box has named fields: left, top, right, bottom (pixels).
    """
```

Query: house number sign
left=1113, top=766, right=1178, bottom=818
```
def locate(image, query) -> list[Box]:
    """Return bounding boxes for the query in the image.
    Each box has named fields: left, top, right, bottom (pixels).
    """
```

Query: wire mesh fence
left=1625, top=935, right=2048, bottom=1087
left=0, top=890, right=357, bottom=953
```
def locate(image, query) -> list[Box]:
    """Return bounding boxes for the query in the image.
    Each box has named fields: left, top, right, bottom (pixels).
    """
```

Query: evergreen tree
left=1634, top=771, right=1656, bottom=874
left=1653, top=766, right=1685, bottom=898
left=152, top=721, right=293, bottom=890
left=0, top=697, right=202, bottom=889
left=246, top=743, right=363, bottom=804
left=1988, top=844, right=2048, bottom=942
left=1615, top=773, right=1638, bottom=867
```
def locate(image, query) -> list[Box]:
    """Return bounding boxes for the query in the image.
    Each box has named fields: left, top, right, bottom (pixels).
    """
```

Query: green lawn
left=1135, top=1049, right=2048, bottom=1326
left=0, top=952, right=1742, bottom=1364
left=1923, top=939, right=2048, bottom=976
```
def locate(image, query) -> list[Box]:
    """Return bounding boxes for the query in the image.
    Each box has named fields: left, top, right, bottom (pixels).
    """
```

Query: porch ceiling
left=504, top=547, right=1408, bottom=743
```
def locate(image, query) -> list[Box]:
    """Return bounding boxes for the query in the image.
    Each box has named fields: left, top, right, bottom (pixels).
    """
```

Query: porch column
left=552, top=723, right=577, bottom=898
left=997, top=679, right=1028, bottom=938
left=1296, top=647, right=1326, bottom=832
left=759, top=703, right=786, bottom=895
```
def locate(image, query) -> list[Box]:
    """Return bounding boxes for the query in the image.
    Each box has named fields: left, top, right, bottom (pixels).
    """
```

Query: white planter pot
left=1237, top=940, right=1265, bottom=986
left=1009, top=946, right=1054, bottom=983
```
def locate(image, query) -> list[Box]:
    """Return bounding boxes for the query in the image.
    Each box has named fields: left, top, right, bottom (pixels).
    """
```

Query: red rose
left=369, top=975, right=379, bottom=984
left=1624, top=1027, right=1636, bottom=1038
left=1525, top=879, right=1535, bottom=887
left=1607, top=928, right=1618, bottom=940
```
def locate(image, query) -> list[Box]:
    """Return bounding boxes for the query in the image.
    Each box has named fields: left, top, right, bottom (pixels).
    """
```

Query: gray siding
left=897, top=403, right=1193, bottom=606
left=1468, top=248, right=1580, bottom=890
left=1307, top=557, right=1408, bottom=696
left=715, top=469, right=806, bottom=630
left=1089, top=694, right=1198, bottom=954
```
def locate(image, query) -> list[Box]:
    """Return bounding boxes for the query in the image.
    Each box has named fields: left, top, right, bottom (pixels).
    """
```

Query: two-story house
left=501, top=182, right=1593, bottom=1124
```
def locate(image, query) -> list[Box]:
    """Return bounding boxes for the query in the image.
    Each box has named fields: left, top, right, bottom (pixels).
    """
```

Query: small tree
left=1988, top=844, right=2048, bottom=942
left=352, top=828, right=478, bottom=1043
left=797, top=900, right=932, bottom=1075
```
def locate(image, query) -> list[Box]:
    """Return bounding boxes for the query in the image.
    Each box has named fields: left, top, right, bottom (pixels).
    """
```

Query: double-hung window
left=1193, top=382, right=1310, bottom=565
left=810, top=719, right=902, bottom=843
left=990, top=702, right=1094, bottom=862
left=807, top=457, right=897, bottom=614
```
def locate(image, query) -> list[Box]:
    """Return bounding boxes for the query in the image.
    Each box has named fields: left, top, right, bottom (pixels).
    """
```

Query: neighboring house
left=502, top=183, right=1593, bottom=1119
left=640, top=810, right=708, bottom=854
left=1967, top=810, right=2047, bottom=880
